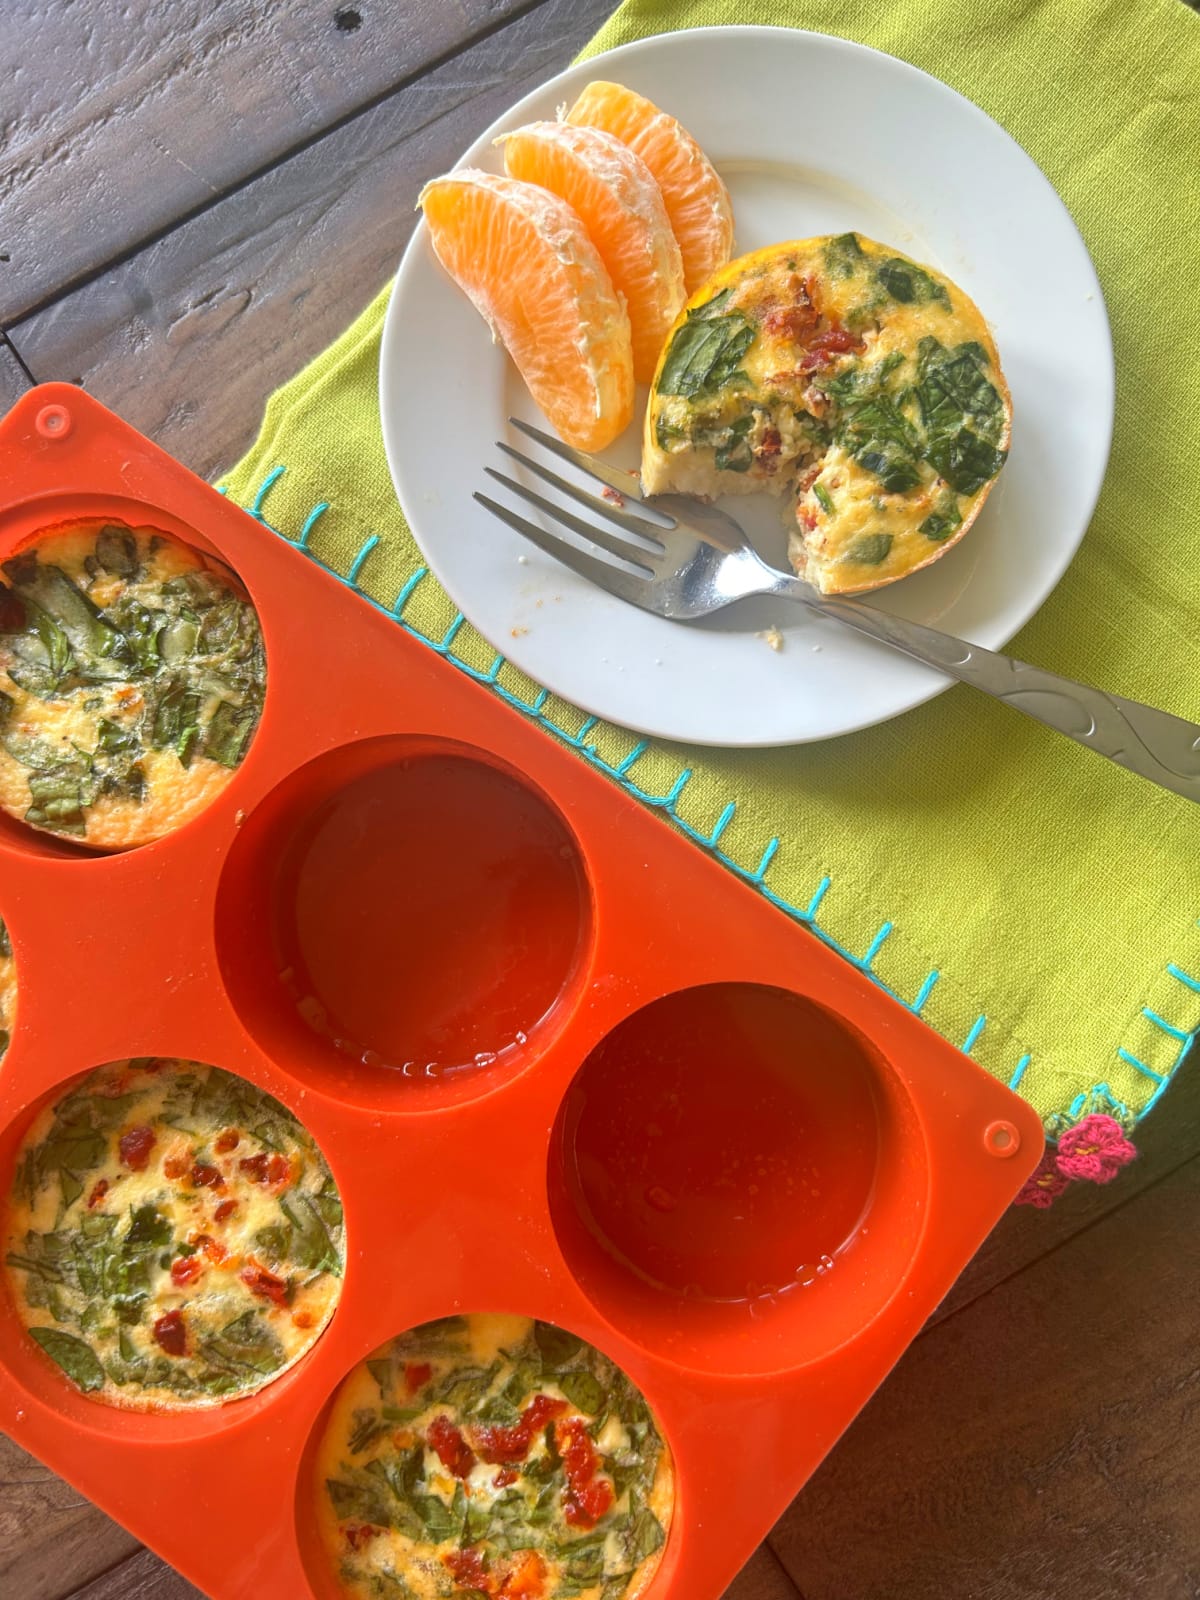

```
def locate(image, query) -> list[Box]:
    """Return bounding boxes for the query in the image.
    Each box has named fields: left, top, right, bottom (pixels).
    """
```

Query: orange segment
left=500, top=121, right=685, bottom=384
left=418, top=170, right=633, bottom=452
left=566, top=80, right=734, bottom=294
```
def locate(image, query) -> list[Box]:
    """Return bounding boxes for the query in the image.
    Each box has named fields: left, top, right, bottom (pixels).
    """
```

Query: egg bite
left=644, top=234, right=1011, bottom=595
left=4, top=1058, right=344, bottom=1409
left=0, top=519, right=265, bottom=849
left=317, top=1313, right=674, bottom=1600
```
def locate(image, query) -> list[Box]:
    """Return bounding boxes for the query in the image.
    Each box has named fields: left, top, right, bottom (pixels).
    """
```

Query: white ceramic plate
left=380, top=27, right=1114, bottom=747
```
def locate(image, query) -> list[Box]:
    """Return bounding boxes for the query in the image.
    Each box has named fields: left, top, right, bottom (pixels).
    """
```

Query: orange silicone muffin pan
left=0, top=385, right=1043, bottom=1599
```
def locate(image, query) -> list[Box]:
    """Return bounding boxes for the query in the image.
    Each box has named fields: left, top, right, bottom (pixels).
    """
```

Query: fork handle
left=773, top=577, right=1200, bottom=803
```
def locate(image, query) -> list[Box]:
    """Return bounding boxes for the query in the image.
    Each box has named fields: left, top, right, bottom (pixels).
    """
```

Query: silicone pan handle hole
left=984, top=1119, right=1021, bottom=1158
left=35, top=404, right=72, bottom=439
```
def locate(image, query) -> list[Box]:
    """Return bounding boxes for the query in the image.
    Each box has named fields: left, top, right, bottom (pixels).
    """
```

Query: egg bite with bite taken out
left=643, top=234, right=1011, bottom=596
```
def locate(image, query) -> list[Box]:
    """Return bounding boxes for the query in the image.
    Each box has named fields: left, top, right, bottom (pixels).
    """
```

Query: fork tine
left=495, top=443, right=666, bottom=547
left=482, top=469, right=659, bottom=575
left=507, top=417, right=657, bottom=509
left=473, top=493, right=653, bottom=604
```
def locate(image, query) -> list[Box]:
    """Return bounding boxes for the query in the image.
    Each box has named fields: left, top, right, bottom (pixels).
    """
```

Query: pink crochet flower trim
left=1014, top=1113, right=1137, bottom=1208
left=1014, top=1155, right=1069, bottom=1209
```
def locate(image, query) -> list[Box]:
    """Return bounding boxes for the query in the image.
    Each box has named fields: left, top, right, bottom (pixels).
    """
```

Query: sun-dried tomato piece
left=556, top=1416, right=598, bottom=1489
left=344, top=1523, right=382, bottom=1552
left=475, top=1394, right=569, bottom=1464
left=556, top=1416, right=615, bottom=1528
left=444, top=1548, right=489, bottom=1588
left=475, top=1421, right=530, bottom=1465
left=118, top=1125, right=156, bottom=1171
left=763, top=301, right=821, bottom=343
left=213, top=1128, right=240, bottom=1154
left=427, top=1413, right=476, bottom=1479
left=799, top=325, right=864, bottom=371
left=153, top=1310, right=187, bottom=1356
left=405, top=1361, right=433, bottom=1396
left=239, top=1260, right=290, bottom=1306
left=190, top=1233, right=229, bottom=1265
left=170, top=1255, right=203, bottom=1287
left=522, top=1395, right=568, bottom=1432
left=564, top=1475, right=615, bottom=1528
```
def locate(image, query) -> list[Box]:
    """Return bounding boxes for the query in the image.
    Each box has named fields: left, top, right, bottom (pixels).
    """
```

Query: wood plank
left=0, top=0, right=547, bottom=323
left=8, top=0, right=618, bottom=482
left=67, top=1547, right=203, bottom=1600
left=0, top=337, right=32, bottom=412
left=0, top=1433, right=138, bottom=1600
left=768, top=1153, right=1200, bottom=1600
left=930, top=1052, right=1200, bottom=1326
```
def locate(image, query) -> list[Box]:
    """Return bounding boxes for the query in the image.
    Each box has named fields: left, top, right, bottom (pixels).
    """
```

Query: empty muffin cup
left=216, top=736, right=593, bottom=1110
left=549, top=984, right=929, bottom=1375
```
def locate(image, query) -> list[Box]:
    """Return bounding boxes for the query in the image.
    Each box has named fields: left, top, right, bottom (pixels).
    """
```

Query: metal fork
left=476, top=419, right=1200, bottom=804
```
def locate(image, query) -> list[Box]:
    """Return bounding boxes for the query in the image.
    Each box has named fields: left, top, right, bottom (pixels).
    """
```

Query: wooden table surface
left=2, top=4, right=1198, bottom=1597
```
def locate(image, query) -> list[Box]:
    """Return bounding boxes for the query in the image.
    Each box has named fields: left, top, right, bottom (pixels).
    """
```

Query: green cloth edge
left=220, top=0, right=1200, bottom=1139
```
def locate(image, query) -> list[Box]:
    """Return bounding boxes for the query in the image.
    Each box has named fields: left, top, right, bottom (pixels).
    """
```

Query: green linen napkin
left=221, top=0, right=1200, bottom=1147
